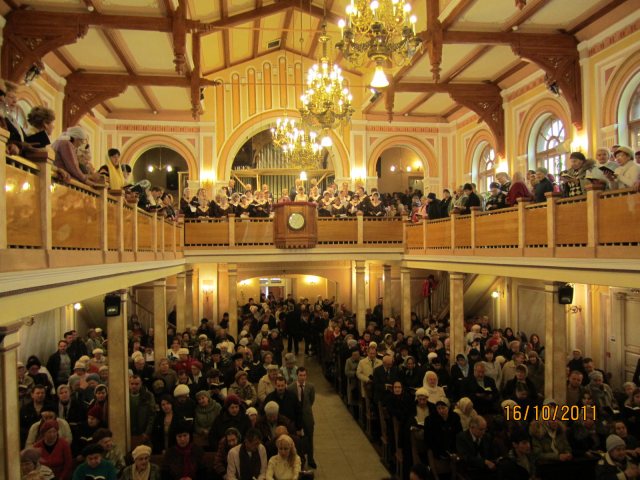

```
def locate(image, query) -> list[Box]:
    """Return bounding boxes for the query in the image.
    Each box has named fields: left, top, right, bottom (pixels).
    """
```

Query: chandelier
left=336, top=0, right=421, bottom=88
left=270, top=118, right=324, bottom=170
left=299, top=23, right=354, bottom=147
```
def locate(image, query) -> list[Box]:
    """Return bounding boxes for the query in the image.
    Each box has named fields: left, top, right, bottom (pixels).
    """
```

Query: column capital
left=383, top=264, right=392, bottom=271
left=176, top=272, right=186, bottom=279
left=152, top=279, right=167, bottom=287
left=544, top=282, right=563, bottom=293
left=450, top=272, right=465, bottom=280
left=400, top=267, right=412, bottom=274
left=185, top=269, right=194, bottom=277
left=615, top=292, right=627, bottom=301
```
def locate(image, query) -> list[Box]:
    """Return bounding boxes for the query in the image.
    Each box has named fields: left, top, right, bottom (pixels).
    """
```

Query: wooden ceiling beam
left=281, top=8, right=294, bottom=51
left=442, top=30, right=575, bottom=47
left=442, top=104, right=464, bottom=119
left=404, top=93, right=434, bottom=116
left=66, top=72, right=218, bottom=88
left=567, top=0, right=628, bottom=35
left=493, top=60, right=529, bottom=84
left=199, top=1, right=292, bottom=34
left=162, top=0, right=174, bottom=15
left=440, top=0, right=475, bottom=31
left=190, top=32, right=202, bottom=119
left=395, top=82, right=499, bottom=95
left=292, top=0, right=341, bottom=26
left=252, top=0, right=263, bottom=58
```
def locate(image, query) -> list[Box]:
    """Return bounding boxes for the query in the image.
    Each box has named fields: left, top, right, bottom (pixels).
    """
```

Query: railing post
left=0, top=128, right=8, bottom=249
left=152, top=211, right=158, bottom=255
left=97, top=185, right=108, bottom=258
left=585, top=184, right=604, bottom=255
left=450, top=212, right=457, bottom=253
left=470, top=207, right=480, bottom=253
left=357, top=211, right=364, bottom=245
left=133, top=207, right=139, bottom=254
left=159, top=216, right=166, bottom=257
left=422, top=219, right=427, bottom=253
left=173, top=220, right=177, bottom=255
left=545, top=192, right=561, bottom=256
left=402, top=218, right=408, bottom=252
left=32, top=149, right=54, bottom=256
left=517, top=198, right=530, bottom=254
left=228, top=214, right=236, bottom=247
left=113, top=191, right=125, bottom=257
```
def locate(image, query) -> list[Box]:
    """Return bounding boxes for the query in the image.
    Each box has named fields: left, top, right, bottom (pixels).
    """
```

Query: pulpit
left=273, top=202, right=318, bottom=248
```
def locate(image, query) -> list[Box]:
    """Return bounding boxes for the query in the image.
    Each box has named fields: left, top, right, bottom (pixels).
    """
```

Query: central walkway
left=301, top=354, right=391, bottom=480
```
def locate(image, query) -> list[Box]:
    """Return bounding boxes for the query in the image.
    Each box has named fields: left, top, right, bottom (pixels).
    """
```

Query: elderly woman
left=422, top=370, right=447, bottom=408
left=34, top=420, right=73, bottom=480
left=194, top=390, right=221, bottom=446
left=51, top=126, right=103, bottom=187
left=505, top=172, right=532, bottom=206
left=454, top=397, right=478, bottom=431
left=209, top=394, right=251, bottom=448
left=161, top=425, right=206, bottom=480
left=21, top=448, right=55, bottom=480
left=266, top=434, right=301, bottom=480
left=587, top=370, right=618, bottom=415
left=121, top=445, right=160, bottom=480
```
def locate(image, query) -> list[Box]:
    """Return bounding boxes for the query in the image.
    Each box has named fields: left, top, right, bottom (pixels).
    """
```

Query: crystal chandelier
left=270, top=116, right=298, bottom=149
left=270, top=118, right=324, bottom=170
left=336, top=0, right=421, bottom=88
left=299, top=23, right=354, bottom=147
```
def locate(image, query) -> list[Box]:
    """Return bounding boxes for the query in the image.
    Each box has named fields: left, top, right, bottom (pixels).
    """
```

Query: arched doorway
left=132, top=147, right=190, bottom=196
left=231, top=129, right=336, bottom=198
left=375, top=146, right=426, bottom=194
left=236, top=275, right=338, bottom=305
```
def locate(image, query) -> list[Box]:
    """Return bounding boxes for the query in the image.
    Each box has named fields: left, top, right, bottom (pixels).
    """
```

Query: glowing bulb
left=370, top=65, right=389, bottom=88
left=491, top=291, right=500, bottom=299
left=73, top=302, right=82, bottom=311
left=147, top=165, right=154, bottom=173
left=410, top=14, right=417, bottom=24
left=321, top=136, right=333, bottom=147
left=300, top=171, right=308, bottom=181
left=21, top=181, right=31, bottom=191
left=390, top=165, right=396, bottom=172
left=370, top=1, right=379, bottom=11
left=338, top=19, right=346, bottom=28
left=406, top=166, right=412, bottom=172
left=166, top=165, right=173, bottom=172
left=403, top=3, right=411, bottom=12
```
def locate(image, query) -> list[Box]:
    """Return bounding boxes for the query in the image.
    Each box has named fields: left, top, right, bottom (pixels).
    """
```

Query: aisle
left=301, top=354, right=391, bottom=480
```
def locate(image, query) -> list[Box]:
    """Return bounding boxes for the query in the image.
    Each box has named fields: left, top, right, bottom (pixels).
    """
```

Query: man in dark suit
left=456, top=415, right=498, bottom=479
left=463, top=363, right=500, bottom=415
left=372, top=355, right=399, bottom=405
left=287, top=367, right=317, bottom=469
left=264, top=376, right=302, bottom=432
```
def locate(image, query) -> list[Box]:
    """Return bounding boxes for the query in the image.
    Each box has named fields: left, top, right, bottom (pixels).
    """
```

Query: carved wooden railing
left=1, top=146, right=183, bottom=272
left=183, top=213, right=406, bottom=249
left=404, top=187, right=640, bottom=258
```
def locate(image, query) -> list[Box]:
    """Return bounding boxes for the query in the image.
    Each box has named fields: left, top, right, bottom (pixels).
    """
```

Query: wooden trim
left=441, top=0, right=475, bottom=30
left=502, top=0, right=550, bottom=31
left=567, top=0, right=628, bottom=35
left=199, top=1, right=292, bottom=34
left=493, top=60, right=529, bottom=84
left=53, top=50, right=76, bottom=73
left=281, top=8, right=294, bottom=51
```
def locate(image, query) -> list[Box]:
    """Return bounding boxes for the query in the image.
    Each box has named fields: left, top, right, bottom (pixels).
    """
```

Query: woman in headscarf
left=453, top=397, right=478, bottom=431
left=98, top=148, right=126, bottom=190
left=51, top=126, right=103, bottom=186
left=209, top=394, right=251, bottom=448
left=34, top=420, right=73, bottom=480
left=121, top=445, right=161, bottom=480
left=20, top=447, right=55, bottom=480
left=422, top=370, right=447, bottom=410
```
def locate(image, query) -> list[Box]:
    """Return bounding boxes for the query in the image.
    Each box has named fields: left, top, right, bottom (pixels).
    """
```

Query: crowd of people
left=15, top=292, right=640, bottom=480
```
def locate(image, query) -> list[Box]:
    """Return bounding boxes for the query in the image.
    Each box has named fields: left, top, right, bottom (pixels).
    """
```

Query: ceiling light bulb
left=147, top=165, right=154, bottom=173
left=370, top=65, right=389, bottom=88
left=491, top=291, right=500, bottom=298
left=73, top=302, right=82, bottom=310
left=390, top=165, right=396, bottom=172
left=321, top=135, right=333, bottom=147
left=406, top=166, right=412, bottom=172
left=166, top=165, right=173, bottom=172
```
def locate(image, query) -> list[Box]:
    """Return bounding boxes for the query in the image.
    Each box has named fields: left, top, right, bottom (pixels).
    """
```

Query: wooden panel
left=235, top=220, right=273, bottom=245
left=425, top=219, right=451, bottom=248
left=107, top=199, right=119, bottom=251
left=455, top=216, right=472, bottom=248
left=123, top=205, right=135, bottom=251
left=184, top=220, right=229, bottom=246
left=598, top=191, right=640, bottom=244
left=555, top=198, right=588, bottom=246
left=406, top=223, right=423, bottom=249
left=475, top=208, right=519, bottom=247
left=163, top=221, right=172, bottom=251
left=6, top=163, right=41, bottom=248
left=317, top=218, right=358, bottom=244
left=51, top=183, right=100, bottom=249
left=363, top=218, right=404, bottom=243
left=137, top=211, right=154, bottom=251
left=525, top=205, right=547, bottom=247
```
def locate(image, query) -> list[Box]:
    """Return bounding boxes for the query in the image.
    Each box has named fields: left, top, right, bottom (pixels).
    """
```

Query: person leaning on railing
left=25, top=105, right=56, bottom=148
left=51, top=126, right=105, bottom=188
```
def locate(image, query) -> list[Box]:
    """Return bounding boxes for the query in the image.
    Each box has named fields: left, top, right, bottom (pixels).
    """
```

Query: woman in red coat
left=506, top=172, right=532, bottom=207
left=34, top=420, right=73, bottom=480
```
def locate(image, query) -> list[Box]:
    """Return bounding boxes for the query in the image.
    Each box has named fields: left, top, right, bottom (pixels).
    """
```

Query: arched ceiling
left=0, top=0, right=634, bottom=123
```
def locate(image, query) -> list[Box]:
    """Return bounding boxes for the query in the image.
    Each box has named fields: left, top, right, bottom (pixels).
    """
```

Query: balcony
left=2, top=141, right=639, bottom=278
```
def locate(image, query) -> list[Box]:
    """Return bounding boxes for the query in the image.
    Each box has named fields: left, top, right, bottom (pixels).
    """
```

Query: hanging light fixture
left=299, top=22, right=354, bottom=147
left=336, top=0, right=421, bottom=87
left=146, top=148, right=173, bottom=173
left=270, top=115, right=298, bottom=150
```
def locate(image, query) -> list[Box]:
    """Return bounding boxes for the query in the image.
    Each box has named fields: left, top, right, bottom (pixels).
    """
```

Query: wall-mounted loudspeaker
left=104, top=294, right=121, bottom=317
left=558, top=284, right=574, bottom=305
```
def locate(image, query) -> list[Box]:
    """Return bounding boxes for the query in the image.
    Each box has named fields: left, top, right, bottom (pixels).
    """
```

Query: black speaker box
left=558, top=284, right=574, bottom=305
left=104, top=294, right=121, bottom=316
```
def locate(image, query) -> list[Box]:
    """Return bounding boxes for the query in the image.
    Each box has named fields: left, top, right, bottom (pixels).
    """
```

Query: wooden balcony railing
left=1, top=148, right=183, bottom=272
left=405, top=186, right=640, bottom=258
left=183, top=214, right=406, bottom=249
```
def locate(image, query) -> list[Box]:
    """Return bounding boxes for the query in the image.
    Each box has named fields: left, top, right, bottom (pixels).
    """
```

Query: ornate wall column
left=175, top=272, right=186, bottom=332
left=228, top=264, right=238, bottom=338
left=449, top=272, right=465, bottom=366
left=355, top=261, right=366, bottom=333
left=107, top=291, right=131, bottom=453
left=544, top=282, right=568, bottom=402
left=185, top=270, right=194, bottom=329
left=400, top=267, right=412, bottom=333
left=153, top=280, right=167, bottom=362
left=383, top=264, right=392, bottom=319
left=0, top=322, right=23, bottom=480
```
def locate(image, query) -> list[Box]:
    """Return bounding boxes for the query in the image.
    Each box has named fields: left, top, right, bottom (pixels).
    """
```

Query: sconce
left=569, top=305, right=582, bottom=314
left=491, top=290, right=500, bottom=299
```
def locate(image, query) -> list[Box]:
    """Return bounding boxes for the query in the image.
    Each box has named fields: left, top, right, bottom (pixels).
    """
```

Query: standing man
left=288, top=367, right=316, bottom=469
left=128, top=374, right=156, bottom=448
left=47, top=339, right=72, bottom=387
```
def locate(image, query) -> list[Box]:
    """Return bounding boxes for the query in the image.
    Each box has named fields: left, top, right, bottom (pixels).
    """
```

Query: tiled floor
left=301, top=354, right=391, bottom=480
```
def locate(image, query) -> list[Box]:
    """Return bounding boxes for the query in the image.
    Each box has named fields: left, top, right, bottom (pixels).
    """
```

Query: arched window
left=629, top=87, right=640, bottom=150
left=535, top=116, right=566, bottom=179
left=477, top=145, right=495, bottom=192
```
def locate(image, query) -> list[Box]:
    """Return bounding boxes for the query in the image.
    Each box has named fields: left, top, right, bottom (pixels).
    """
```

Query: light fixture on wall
left=491, top=290, right=500, bottom=299
left=73, top=302, right=82, bottom=311
left=569, top=305, right=582, bottom=314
